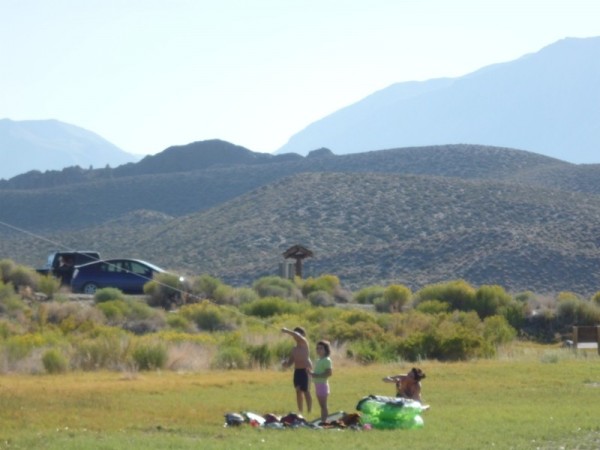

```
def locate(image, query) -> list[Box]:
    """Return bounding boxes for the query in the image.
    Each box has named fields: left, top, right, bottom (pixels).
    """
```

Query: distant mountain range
left=0, top=119, right=139, bottom=180
left=276, top=36, right=600, bottom=164
left=2, top=140, right=600, bottom=295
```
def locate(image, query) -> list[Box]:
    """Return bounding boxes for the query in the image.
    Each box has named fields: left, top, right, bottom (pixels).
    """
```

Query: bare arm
left=383, top=374, right=405, bottom=383
left=281, top=327, right=308, bottom=346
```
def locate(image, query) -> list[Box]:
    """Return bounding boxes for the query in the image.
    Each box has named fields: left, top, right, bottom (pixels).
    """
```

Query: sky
left=1, top=0, right=599, bottom=156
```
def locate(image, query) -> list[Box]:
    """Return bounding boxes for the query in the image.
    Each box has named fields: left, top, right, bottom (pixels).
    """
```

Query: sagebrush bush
left=354, top=285, right=385, bottom=304
left=132, top=339, right=167, bottom=370
left=232, top=287, right=258, bottom=305
left=308, top=290, right=335, bottom=307
left=144, top=272, right=187, bottom=309
left=252, top=276, right=302, bottom=300
left=212, top=345, right=247, bottom=369
left=415, top=299, right=450, bottom=314
left=415, top=279, right=476, bottom=311
left=0, top=259, right=17, bottom=283
left=37, top=275, right=61, bottom=299
left=241, top=296, right=305, bottom=318
left=483, top=315, right=517, bottom=345
left=0, top=282, right=27, bottom=316
left=97, top=300, right=129, bottom=322
left=94, top=287, right=126, bottom=303
left=246, top=343, right=272, bottom=368
left=71, top=328, right=131, bottom=370
left=6, top=265, right=40, bottom=291
left=191, top=274, right=222, bottom=300
left=42, top=348, right=68, bottom=374
left=179, top=301, right=232, bottom=331
left=300, top=274, right=340, bottom=297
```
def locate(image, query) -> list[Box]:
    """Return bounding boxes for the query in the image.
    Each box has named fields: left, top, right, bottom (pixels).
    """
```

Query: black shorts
left=293, top=368, right=309, bottom=392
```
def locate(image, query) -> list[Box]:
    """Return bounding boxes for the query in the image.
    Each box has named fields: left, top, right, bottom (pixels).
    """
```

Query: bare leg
left=304, top=389, right=312, bottom=414
left=317, top=395, right=328, bottom=423
left=295, top=387, right=304, bottom=412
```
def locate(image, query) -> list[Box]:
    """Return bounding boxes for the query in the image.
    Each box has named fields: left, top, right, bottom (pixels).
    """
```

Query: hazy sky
left=2, top=0, right=599, bottom=155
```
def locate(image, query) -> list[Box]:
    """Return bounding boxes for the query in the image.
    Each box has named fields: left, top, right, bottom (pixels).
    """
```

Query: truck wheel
left=83, top=283, right=98, bottom=295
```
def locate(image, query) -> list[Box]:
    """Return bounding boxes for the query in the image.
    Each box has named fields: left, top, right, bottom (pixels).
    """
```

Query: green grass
left=0, top=345, right=599, bottom=449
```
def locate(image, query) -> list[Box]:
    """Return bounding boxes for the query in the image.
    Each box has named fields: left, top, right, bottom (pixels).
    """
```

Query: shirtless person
left=383, top=367, right=426, bottom=402
left=282, top=327, right=312, bottom=414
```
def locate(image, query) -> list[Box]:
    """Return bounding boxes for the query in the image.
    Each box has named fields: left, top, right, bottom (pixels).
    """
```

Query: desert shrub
left=482, top=315, right=517, bottom=345
left=415, top=279, right=476, bottom=312
left=339, top=309, right=378, bottom=326
left=5, top=265, right=40, bottom=291
left=144, top=272, right=186, bottom=309
left=271, top=338, right=294, bottom=363
left=591, top=291, right=600, bottom=306
left=395, top=331, right=435, bottom=361
left=499, top=301, right=526, bottom=330
left=241, top=296, right=304, bottom=318
left=132, top=339, right=167, bottom=370
left=42, top=301, right=105, bottom=334
left=415, top=299, right=450, bottom=314
left=0, top=319, right=21, bottom=339
left=321, top=320, right=355, bottom=343
left=345, top=339, right=395, bottom=364
left=556, top=298, right=600, bottom=327
left=97, top=300, right=129, bottom=322
left=379, top=284, right=411, bottom=313
left=179, top=301, right=232, bottom=331
left=0, top=282, right=27, bottom=316
left=301, top=274, right=340, bottom=297
left=71, top=328, right=132, bottom=370
left=0, top=259, right=17, bottom=283
left=354, top=285, right=385, bottom=304
left=94, top=287, right=126, bottom=304
left=555, top=294, right=591, bottom=329
left=212, top=346, right=247, bottom=369
left=213, top=284, right=237, bottom=305
left=246, top=343, right=272, bottom=368
left=42, top=349, right=68, bottom=374
left=191, top=274, right=223, bottom=299
left=232, top=287, right=258, bottom=305
left=473, top=285, right=513, bottom=319
left=165, top=314, right=193, bottom=332
left=515, top=290, right=537, bottom=303
left=37, top=275, right=61, bottom=299
left=3, top=333, right=46, bottom=362
left=436, top=326, right=489, bottom=360
left=252, top=276, right=301, bottom=300
left=308, top=290, right=335, bottom=307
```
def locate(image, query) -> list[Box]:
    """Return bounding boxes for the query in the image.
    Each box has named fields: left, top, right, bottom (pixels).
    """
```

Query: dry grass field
left=0, top=343, right=599, bottom=449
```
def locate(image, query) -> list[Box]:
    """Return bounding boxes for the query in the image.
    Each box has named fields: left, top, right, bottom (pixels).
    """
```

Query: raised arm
left=383, top=374, right=405, bottom=383
left=282, top=327, right=308, bottom=346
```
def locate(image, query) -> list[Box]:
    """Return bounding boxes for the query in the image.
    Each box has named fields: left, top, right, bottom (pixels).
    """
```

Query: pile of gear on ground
left=224, top=395, right=428, bottom=430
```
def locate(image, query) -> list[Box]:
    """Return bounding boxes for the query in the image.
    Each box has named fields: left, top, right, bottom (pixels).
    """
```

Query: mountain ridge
left=0, top=118, right=140, bottom=180
left=276, top=36, right=600, bottom=164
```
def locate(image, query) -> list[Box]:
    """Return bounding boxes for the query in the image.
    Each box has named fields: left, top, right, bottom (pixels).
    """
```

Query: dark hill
left=24, top=171, right=600, bottom=295
left=2, top=143, right=600, bottom=295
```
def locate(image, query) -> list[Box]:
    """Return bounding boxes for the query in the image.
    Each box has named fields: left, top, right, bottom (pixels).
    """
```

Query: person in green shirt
left=309, top=340, right=332, bottom=424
